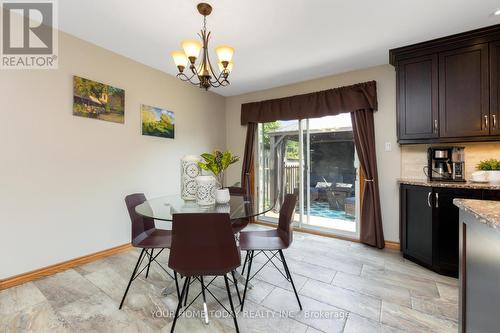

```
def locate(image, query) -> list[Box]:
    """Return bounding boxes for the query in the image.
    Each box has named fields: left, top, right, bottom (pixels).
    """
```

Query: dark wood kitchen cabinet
left=433, top=188, right=481, bottom=277
left=390, top=24, right=500, bottom=144
left=400, top=185, right=434, bottom=267
left=397, top=55, right=439, bottom=140
left=489, top=40, right=500, bottom=135
left=438, top=44, right=489, bottom=138
left=400, top=184, right=483, bottom=277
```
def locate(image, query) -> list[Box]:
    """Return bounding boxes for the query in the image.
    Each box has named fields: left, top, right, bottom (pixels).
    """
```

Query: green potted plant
left=476, top=159, right=500, bottom=183
left=198, top=150, right=240, bottom=204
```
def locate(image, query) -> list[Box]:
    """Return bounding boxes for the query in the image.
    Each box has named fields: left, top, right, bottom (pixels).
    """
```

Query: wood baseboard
left=0, top=243, right=132, bottom=290
left=253, top=220, right=401, bottom=250
left=384, top=240, right=401, bottom=251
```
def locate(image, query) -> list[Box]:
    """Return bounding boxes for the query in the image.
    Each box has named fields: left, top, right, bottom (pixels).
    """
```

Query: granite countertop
left=454, top=199, right=500, bottom=229
left=398, top=178, right=500, bottom=190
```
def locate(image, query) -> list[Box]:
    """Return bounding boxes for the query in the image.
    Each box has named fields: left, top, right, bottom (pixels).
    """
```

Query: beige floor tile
left=0, top=301, right=69, bottom=333
left=300, top=279, right=381, bottom=321
left=33, top=270, right=101, bottom=309
left=0, top=282, right=47, bottom=316
left=436, top=282, right=459, bottom=304
left=343, top=313, right=405, bottom=333
left=381, top=301, right=458, bottom=333
left=261, top=287, right=347, bottom=332
left=410, top=297, right=458, bottom=322
left=332, top=272, right=412, bottom=307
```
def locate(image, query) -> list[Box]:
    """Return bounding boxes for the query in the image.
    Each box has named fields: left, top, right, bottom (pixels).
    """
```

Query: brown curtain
left=241, top=122, right=257, bottom=191
left=351, top=110, right=385, bottom=249
left=241, top=81, right=377, bottom=125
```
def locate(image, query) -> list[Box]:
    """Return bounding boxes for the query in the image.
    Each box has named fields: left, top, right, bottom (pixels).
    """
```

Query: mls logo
left=1, top=0, right=58, bottom=69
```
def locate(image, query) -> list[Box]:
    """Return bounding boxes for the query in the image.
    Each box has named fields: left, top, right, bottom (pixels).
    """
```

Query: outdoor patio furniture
left=345, top=197, right=355, bottom=217
left=326, top=185, right=353, bottom=211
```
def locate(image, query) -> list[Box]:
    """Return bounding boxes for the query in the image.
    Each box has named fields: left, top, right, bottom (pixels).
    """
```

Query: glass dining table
left=134, top=193, right=275, bottom=296
left=135, top=193, right=274, bottom=222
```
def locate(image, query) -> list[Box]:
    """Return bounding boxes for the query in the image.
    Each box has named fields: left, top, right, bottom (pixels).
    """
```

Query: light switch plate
left=384, top=142, right=392, bottom=152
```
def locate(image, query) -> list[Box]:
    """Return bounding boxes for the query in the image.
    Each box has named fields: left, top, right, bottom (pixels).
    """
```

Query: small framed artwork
left=141, top=104, right=175, bottom=139
left=73, top=76, right=125, bottom=123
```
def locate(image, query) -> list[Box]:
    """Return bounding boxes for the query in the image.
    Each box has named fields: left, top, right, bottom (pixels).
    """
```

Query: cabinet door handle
left=427, top=192, right=432, bottom=208
left=434, top=119, right=438, bottom=133
left=493, top=114, right=497, bottom=129
left=435, top=193, right=439, bottom=208
left=484, top=115, right=489, bottom=130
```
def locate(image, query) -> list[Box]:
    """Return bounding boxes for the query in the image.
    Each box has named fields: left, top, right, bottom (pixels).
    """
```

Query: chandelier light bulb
left=215, top=45, right=234, bottom=63
left=171, top=51, right=188, bottom=71
left=181, top=40, right=202, bottom=61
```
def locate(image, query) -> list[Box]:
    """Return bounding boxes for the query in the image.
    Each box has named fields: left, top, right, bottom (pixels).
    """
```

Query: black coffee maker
left=427, top=147, right=465, bottom=182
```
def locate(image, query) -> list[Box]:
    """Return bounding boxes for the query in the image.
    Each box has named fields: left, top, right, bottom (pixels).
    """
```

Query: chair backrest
left=168, top=213, right=240, bottom=276
left=277, top=194, right=298, bottom=247
left=125, top=193, right=155, bottom=245
left=227, top=186, right=246, bottom=195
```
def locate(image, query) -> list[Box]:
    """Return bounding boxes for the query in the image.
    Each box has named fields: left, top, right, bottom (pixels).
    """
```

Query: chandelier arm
left=177, top=72, right=201, bottom=85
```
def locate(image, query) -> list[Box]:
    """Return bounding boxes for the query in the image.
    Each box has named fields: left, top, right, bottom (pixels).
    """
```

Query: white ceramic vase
left=196, top=175, right=216, bottom=206
left=216, top=188, right=230, bottom=204
left=181, top=155, right=201, bottom=200
left=487, top=170, right=500, bottom=183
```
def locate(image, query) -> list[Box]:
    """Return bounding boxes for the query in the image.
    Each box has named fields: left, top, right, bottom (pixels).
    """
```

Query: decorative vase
left=216, top=188, right=230, bottom=204
left=215, top=203, right=231, bottom=213
left=181, top=155, right=201, bottom=200
left=487, top=170, right=500, bottom=183
left=196, top=175, right=216, bottom=206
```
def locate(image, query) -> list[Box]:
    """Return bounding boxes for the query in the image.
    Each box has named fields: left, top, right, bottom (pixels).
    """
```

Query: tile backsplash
left=401, top=142, right=500, bottom=180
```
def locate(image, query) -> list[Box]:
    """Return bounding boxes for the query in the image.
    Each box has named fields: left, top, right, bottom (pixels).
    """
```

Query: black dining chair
left=168, top=213, right=241, bottom=333
left=227, top=186, right=250, bottom=234
left=239, top=194, right=302, bottom=311
left=119, top=193, right=179, bottom=309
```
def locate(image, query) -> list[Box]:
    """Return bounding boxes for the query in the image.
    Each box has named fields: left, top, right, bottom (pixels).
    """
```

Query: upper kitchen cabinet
left=390, top=24, right=500, bottom=144
left=397, top=55, right=439, bottom=140
left=439, top=44, right=489, bottom=138
left=490, top=40, right=500, bottom=135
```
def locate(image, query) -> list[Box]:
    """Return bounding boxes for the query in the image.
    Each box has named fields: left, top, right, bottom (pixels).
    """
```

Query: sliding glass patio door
left=257, top=114, right=359, bottom=237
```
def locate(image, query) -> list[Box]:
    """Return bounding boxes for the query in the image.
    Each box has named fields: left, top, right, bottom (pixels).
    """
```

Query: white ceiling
left=58, top=0, right=500, bottom=96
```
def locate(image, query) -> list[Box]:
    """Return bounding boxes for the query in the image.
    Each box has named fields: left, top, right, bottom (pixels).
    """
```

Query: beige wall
left=0, top=31, right=226, bottom=279
left=401, top=143, right=500, bottom=179
left=225, top=65, right=400, bottom=242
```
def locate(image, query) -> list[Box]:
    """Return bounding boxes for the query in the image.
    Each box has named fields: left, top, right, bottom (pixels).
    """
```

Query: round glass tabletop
left=135, top=194, right=274, bottom=222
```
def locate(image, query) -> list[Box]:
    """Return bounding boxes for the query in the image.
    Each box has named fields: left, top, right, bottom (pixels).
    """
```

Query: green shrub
left=476, top=159, right=500, bottom=170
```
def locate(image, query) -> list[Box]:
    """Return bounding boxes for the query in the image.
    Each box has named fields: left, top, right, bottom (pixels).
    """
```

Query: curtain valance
left=240, top=81, right=377, bottom=125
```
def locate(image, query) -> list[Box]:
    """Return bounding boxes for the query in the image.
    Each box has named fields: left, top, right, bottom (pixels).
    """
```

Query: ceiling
left=58, top=0, right=500, bottom=96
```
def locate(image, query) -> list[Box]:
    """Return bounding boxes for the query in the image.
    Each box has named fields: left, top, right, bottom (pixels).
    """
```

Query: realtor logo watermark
left=1, top=0, right=58, bottom=69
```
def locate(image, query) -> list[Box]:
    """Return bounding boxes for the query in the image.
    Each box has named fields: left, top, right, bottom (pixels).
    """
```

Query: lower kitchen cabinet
left=400, top=184, right=484, bottom=277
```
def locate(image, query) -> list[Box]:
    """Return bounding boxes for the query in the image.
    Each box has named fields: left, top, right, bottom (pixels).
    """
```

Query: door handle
left=427, top=192, right=432, bottom=208
left=484, top=115, right=489, bottom=130
left=434, top=119, right=438, bottom=133
left=435, top=192, right=439, bottom=208
left=493, top=114, right=497, bottom=129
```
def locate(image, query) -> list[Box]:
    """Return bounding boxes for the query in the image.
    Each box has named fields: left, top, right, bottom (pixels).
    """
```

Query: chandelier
left=171, top=3, right=234, bottom=90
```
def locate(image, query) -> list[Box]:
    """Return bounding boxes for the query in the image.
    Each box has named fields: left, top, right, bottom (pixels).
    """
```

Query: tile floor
left=0, top=225, right=459, bottom=332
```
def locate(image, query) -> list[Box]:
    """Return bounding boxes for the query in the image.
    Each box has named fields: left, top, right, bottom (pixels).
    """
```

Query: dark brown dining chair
left=239, top=194, right=302, bottom=311
left=119, top=193, right=179, bottom=309
left=168, top=213, right=241, bottom=333
left=227, top=186, right=250, bottom=234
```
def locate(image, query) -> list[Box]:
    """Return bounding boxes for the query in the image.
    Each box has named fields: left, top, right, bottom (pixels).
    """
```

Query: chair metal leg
left=184, top=276, right=191, bottom=306
left=200, top=276, right=209, bottom=325
left=241, top=251, right=249, bottom=276
left=171, top=275, right=189, bottom=333
left=231, top=270, right=242, bottom=305
left=241, top=250, right=254, bottom=311
left=119, top=248, right=145, bottom=309
left=224, top=275, right=240, bottom=333
left=279, top=250, right=302, bottom=310
left=174, top=271, right=181, bottom=301
left=145, top=249, right=154, bottom=279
